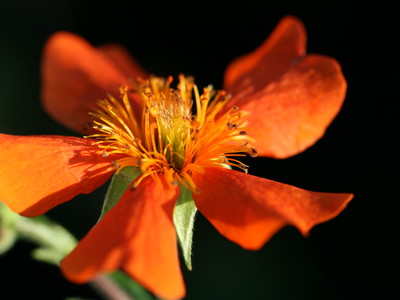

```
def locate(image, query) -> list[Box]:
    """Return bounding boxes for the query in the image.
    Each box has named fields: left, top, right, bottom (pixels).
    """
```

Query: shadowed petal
left=224, top=16, right=306, bottom=97
left=193, top=167, right=353, bottom=250
left=61, top=176, right=185, bottom=300
left=0, top=134, right=116, bottom=217
left=99, top=43, right=147, bottom=80
left=41, top=32, right=132, bottom=134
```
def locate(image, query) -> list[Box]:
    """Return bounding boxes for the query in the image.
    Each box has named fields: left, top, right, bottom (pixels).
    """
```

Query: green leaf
left=173, top=184, right=197, bottom=270
left=0, top=202, right=18, bottom=254
left=108, top=271, right=156, bottom=300
left=99, top=166, right=142, bottom=220
left=16, top=215, right=77, bottom=265
left=32, top=247, right=68, bottom=266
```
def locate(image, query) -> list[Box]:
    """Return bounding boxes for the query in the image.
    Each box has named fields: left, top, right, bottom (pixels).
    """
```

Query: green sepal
left=99, top=166, right=142, bottom=220
left=173, top=184, right=197, bottom=270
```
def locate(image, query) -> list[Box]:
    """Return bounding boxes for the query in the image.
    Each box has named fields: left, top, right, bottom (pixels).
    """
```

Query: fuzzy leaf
left=173, top=184, right=197, bottom=270
left=0, top=202, right=18, bottom=254
left=99, top=166, right=141, bottom=220
left=16, top=215, right=77, bottom=265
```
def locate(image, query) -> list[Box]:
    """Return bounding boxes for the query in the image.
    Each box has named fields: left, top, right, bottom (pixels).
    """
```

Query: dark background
left=0, top=1, right=398, bottom=299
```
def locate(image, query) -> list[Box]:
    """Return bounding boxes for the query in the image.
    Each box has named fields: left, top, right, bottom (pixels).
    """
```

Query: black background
left=0, top=1, right=398, bottom=299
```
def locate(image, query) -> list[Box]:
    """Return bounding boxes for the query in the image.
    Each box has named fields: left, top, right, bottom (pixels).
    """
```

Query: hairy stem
left=90, top=275, right=134, bottom=300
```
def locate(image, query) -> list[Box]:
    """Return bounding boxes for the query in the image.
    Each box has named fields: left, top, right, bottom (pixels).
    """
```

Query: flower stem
left=90, top=275, right=134, bottom=300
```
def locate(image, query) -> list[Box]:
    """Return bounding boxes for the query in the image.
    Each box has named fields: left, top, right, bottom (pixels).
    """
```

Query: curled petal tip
left=193, top=167, right=353, bottom=249
left=223, top=16, right=347, bottom=158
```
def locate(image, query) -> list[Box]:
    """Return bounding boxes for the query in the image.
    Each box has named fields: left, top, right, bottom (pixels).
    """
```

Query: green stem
left=90, top=275, right=135, bottom=300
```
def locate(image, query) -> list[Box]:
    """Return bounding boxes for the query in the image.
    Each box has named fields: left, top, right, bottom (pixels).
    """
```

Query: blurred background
left=0, top=0, right=398, bottom=299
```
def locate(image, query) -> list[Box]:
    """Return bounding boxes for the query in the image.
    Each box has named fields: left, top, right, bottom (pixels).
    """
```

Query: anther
left=240, top=163, right=249, bottom=174
left=130, top=179, right=140, bottom=191
left=249, top=147, right=258, bottom=157
left=84, top=120, right=94, bottom=130
left=227, top=122, right=239, bottom=130
left=239, top=131, right=247, bottom=135
left=111, top=160, right=120, bottom=169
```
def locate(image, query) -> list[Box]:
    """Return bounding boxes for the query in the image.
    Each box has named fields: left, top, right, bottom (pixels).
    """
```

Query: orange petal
left=61, top=175, right=185, bottom=300
left=41, top=32, right=131, bottom=134
left=0, top=134, right=116, bottom=217
left=192, top=167, right=353, bottom=250
left=224, top=16, right=306, bottom=97
left=223, top=16, right=347, bottom=158
left=232, top=54, right=347, bottom=158
left=99, top=43, right=147, bottom=80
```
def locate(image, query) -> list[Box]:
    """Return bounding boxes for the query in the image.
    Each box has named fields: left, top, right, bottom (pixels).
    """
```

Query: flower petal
left=61, top=176, right=185, bottom=300
left=0, top=134, right=116, bottom=217
left=224, top=16, right=306, bottom=97
left=41, top=32, right=131, bottom=134
left=223, top=16, right=347, bottom=158
left=236, top=55, right=346, bottom=158
left=193, top=167, right=353, bottom=250
left=98, top=43, right=147, bottom=80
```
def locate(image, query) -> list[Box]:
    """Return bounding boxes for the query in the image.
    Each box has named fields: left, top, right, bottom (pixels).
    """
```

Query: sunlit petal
left=193, top=167, right=353, bottom=249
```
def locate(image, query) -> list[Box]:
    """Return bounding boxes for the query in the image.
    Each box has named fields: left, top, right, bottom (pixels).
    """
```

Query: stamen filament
left=87, top=75, right=257, bottom=192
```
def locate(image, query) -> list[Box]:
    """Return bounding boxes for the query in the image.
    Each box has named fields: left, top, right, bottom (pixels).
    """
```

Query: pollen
left=87, top=75, right=257, bottom=192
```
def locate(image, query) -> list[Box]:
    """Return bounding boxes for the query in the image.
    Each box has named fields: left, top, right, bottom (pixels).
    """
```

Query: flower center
left=87, top=75, right=257, bottom=191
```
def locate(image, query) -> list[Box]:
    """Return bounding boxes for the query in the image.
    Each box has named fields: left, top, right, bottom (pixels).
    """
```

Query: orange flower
left=0, top=16, right=353, bottom=299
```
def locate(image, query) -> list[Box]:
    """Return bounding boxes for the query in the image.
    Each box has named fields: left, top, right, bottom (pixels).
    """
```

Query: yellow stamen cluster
left=87, top=75, right=257, bottom=192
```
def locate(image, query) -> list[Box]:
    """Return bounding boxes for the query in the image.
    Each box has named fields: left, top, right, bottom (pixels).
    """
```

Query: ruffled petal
left=224, top=16, right=306, bottom=97
left=0, top=134, right=116, bottom=217
left=192, top=167, right=353, bottom=250
left=61, top=176, right=185, bottom=300
left=98, top=43, right=147, bottom=80
left=41, top=32, right=131, bottom=134
left=223, top=16, right=347, bottom=158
